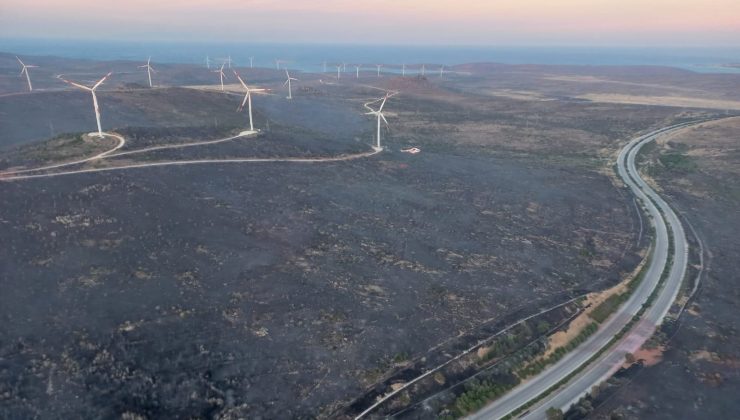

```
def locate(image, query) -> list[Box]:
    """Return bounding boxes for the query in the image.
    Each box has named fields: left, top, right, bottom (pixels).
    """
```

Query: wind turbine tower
left=284, top=69, right=298, bottom=100
left=366, top=94, right=391, bottom=151
left=60, top=72, right=113, bottom=138
left=376, top=64, right=383, bottom=77
left=249, top=56, right=254, bottom=68
left=205, top=55, right=211, bottom=69
left=336, top=65, right=342, bottom=79
left=213, top=63, right=227, bottom=91
left=16, top=57, right=38, bottom=92
left=402, top=63, right=406, bottom=77
left=233, top=70, right=267, bottom=133
left=138, top=56, right=156, bottom=88
left=355, top=65, right=361, bottom=79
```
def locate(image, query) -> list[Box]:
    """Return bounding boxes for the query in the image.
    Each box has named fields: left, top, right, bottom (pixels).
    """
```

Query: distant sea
left=2, top=39, right=739, bottom=74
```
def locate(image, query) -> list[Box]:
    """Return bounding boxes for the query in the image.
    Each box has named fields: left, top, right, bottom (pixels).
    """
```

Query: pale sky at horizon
left=1, top=0, right=739, bottom=46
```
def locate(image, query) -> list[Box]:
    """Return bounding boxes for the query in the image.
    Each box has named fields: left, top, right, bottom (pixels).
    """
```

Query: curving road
left=354, top=295, right=587, bottom=420
left=0, top=148, right=382, bottom=182
left=0, top=133, right=126, bottom=175
left=0, top=96, right=391, bottom=182
left=102, top=130, right=257, bottom=159
left=470, top=120, right=705, bottom=420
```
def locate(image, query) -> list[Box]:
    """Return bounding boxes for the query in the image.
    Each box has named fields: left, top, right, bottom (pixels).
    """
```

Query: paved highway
left=470, top=121, right=703, bottom=420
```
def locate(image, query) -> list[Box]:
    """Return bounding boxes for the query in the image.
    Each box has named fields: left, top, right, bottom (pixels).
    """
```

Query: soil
left=1, top=53, right=738, bottom=419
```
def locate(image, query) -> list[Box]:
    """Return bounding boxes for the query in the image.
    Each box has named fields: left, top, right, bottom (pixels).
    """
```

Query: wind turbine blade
left=92, top=72, right=112, bottom=90
left=238, top=93, right=249, bottom=111
left=61, top=79, right=92, bottom=91
left=380, top=113, right=389, bottom=126
left=233, top=70, right=248, bottom=89
left=16, top=56, right=25, bottom=67
left=378, top=95, right=388, bottom=112
left=283, top=80, right=289, bottom=87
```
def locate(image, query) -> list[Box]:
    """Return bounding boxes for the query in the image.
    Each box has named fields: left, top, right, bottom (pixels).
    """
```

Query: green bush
left=659, top=152, right=696, bottom=173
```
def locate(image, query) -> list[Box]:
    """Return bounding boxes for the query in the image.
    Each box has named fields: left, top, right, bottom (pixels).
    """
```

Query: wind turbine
left=376, top=64, right=383, bottom=77
left=355, top=65, right=361, bottom=79
left=60, top=72, right=113, bottom=138
left=336, top=65, right=342, bottom=79
left=225, top=55, right=233, bottom=68
left=366, top=94, right=391, bottom=151
left=205, top=55, right=211, bottom=69
left=233, top=70, right=267, bottom=132
left=16, top=56, right=38, bottom=92
left=138, top=56, right=156, bottom=88
left=323, top=61, right=327, bottom=73
left=249, top=56, right=254, bottom=68
left=439, top=65, right=445, bottom=78
left=212, top=63, right=227, bottom=91
left=284, top=69, right=298, bottom=100
left=421, top=64, right=426, bottom=76
left=402, top=63, right=406, bottom=77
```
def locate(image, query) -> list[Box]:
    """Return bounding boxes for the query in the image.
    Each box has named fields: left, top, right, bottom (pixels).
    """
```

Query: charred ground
left=0, top=55, right=736, bottom=419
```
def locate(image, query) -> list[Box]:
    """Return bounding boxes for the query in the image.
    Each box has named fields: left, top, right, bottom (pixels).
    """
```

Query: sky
left=1, top=0, right=739, bottom=46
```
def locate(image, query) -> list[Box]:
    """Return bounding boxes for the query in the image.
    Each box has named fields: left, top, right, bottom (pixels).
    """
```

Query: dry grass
left=670, top=116, right=740, bottom=175
left=542, top=248, right=650, bottom=358
left=486, top=90, right=551, bottom=101
left=626, top=346, right=665, bottom=367
left=543, top=75, right=704, bottom=94
left=577, top=93, right=740, bottom=111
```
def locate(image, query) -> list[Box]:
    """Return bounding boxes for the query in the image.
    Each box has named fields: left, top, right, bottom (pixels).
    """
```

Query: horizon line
left=2, top=36, right=740, bottom=50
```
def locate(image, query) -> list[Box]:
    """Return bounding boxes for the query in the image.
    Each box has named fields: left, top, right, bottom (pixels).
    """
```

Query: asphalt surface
left=470, top=121, right=701, bottom=420
left=354, top=296, right=586, bottom=419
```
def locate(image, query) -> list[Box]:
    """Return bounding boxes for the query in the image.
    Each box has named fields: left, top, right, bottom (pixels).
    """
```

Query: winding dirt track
left=0, top=133, right=126, bottom=175
left=103, top=130, right=257, bottom=158
left=0, top=97, right=389, bottom=182
left=0, top=149, right=382, bottom=181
